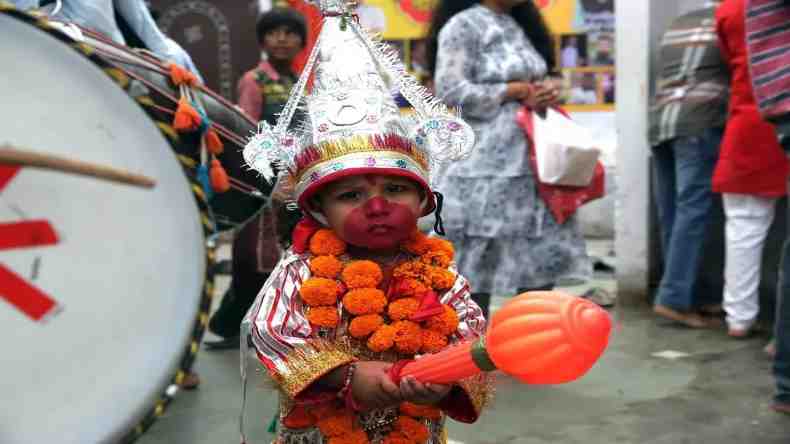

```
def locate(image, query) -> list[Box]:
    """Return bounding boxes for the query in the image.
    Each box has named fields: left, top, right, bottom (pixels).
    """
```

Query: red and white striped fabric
left=746, top=0, right=790, bottom=120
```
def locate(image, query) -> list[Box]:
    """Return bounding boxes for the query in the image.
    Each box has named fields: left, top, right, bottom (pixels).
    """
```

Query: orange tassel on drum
left=204, top=128, right=224, bottom=155
left=209, top=158, right=230, bottom=193
left=174, top=97, right=202, bottom=132
left=169, top=63, right=198, bottom=87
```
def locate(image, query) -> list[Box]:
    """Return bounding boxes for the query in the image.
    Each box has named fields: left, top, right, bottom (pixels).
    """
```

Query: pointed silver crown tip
left=308, top=0, right=354, bottom=15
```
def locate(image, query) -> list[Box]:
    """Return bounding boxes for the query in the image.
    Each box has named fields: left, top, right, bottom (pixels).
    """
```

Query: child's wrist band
left=337, top=362, right=360, bottom=411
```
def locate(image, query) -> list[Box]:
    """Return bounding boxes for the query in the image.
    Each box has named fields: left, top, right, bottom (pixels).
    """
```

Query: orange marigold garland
left=392, top=320, right=423, bottom=354
left=394, top=416, right=431, bottom=444
left=392, top=278, right=430, bottom=299
left=420, top=329, right=449, bottom=354
left=300, top=229, right=465, bottom=442
left=343, top=288, right=388, bottom=315
left=341, top=260, right=384, bottom=289
left=300, top=277, right=343, bottom=306
left=425, top=237, right=454, bottom=261
left=382, top=431, right=412, bottom=444
left=388, top=297, right=420, bottom=321
left=348, top=314, right=385, bottom=338
left=310, top=255, right=344, bottom=278
left=393, top=261, right=428, bottom=281
left=307, top=306, right=340, bottom=328
left=317, top=412, right=354, bottom=437
left=367, top=324, right=396, bottom=352
left=328, top=429, right=370, bottom=444
left=425, top=305, right=460, bottom=336
left=401, top=229, right=431, bottom=255
left=309, top=229, right=347, bottom=256
left=426, top=267, right=455, bottom=291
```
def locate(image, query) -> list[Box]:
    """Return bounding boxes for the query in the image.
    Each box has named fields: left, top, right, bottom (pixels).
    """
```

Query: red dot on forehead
left=363, top=175, right=379, bottom=186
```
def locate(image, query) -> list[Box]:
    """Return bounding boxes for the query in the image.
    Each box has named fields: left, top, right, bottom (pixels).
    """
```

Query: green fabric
left=470, top=336, right=497, bottom=372
left=267, top=413, right=278, bottom=434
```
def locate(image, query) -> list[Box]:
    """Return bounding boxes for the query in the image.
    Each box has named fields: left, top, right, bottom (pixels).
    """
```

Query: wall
left=614, top=0, right=709, bottom=304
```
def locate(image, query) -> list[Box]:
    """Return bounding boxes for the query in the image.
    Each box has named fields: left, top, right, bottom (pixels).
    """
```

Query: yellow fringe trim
left=276, top=339, right=356, bottom=398
left=298, top=135, right=429, bottom=175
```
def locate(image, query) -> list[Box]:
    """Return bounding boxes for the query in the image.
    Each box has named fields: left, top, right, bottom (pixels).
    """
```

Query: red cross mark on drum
left=0, top=165, right=61, bottom=321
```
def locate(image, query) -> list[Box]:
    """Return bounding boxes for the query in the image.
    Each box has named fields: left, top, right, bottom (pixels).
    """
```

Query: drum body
left=0, top=8, right=214, bottom=443
left=75, top=22, right=271, bottom=231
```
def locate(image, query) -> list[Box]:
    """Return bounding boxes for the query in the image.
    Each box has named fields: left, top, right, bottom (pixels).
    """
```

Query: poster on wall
left=359, top=0, right=614, bottom=111
left=540, top=0, right=615, bottom=111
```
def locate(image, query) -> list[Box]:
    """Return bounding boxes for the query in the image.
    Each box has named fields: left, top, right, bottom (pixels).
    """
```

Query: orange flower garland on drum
left=297, top=229, right=458, bottom=443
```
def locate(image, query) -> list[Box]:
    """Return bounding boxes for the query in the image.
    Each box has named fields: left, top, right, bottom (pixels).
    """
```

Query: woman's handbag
left=517, top=107, right=606, bottom=224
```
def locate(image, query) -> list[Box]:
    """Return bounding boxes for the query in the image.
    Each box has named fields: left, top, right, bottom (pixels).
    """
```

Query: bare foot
left=765, top=340, right=776, bottom=358
left=771, top=402, right=790, bottom=415
left=727, top=327, right=752, bottom=339
left=654, top=304, right=711, bottom=328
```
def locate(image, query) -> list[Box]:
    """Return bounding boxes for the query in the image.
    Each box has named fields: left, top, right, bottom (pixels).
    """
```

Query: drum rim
left=0, top=5, right=217, bottom=443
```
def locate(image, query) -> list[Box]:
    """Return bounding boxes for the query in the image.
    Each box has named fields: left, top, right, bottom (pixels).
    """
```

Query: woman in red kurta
left=714, top=0, right=789, bottom=336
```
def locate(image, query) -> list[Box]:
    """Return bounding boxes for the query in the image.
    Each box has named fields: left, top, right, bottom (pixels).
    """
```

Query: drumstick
left=0, top=144, right=156, bottom=188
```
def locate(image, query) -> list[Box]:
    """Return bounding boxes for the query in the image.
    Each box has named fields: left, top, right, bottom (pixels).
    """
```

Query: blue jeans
left=775, top=187, right=790, bottom=405
left=652, top=128, right=722, bottom=310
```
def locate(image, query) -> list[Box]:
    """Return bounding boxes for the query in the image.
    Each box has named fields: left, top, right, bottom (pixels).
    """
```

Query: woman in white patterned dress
left=427, top=0, right=591, bottom=316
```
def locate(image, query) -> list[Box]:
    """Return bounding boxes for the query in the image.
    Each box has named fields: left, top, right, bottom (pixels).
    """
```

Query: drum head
left=0, top=10, right=210, bottom=444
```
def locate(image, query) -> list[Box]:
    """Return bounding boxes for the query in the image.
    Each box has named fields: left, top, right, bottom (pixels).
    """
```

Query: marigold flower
left=348, top=314, right=384, bottom=338
left=367, top=324, right=396, bottom=352
left=420, top=329, right=449, bottom=354
left=382, top=431, right=412, bottom=444
left=394, top=416, right=430, bottom=444
left=388, top=298, right=420, bottom=321
left=424, top=305, right=459, bottom=336
left=343, top=288, right=387, bottom=315
left=388, top=277, right=430, bottom=300
left=393, top=261, right=428, bottom=282
left=426, top=266, right=455, bottom=291
left=425, top=237, right=454, bottom=261
left=419, top=250, right=452, bottom=268
left=399, top=402, right=442, bottom=420
left=310, top=255, right=344, bottom=279
left=401, top=229, right=430, bottom=255
left=392, top=320, right=423, bottom=354
left=328, top=429, right=369, bottom=444
left=307, top=306, right=340, bottom=328
left=300, top=277, right=342, bottom=306
left=317, top=412, right=354, bottom=437
left=341, top=260, right=384, bottom=289
left=310, top=229, right=347, bottom=256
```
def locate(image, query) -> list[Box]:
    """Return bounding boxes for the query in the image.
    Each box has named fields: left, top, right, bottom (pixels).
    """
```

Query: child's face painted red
left=315, top=175, right=423, bottom=250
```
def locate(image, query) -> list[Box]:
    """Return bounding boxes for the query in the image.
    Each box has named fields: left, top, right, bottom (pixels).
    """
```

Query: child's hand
left=351, top=361, right=403, bottom=410
left=399, top=375, right=452, bottom=405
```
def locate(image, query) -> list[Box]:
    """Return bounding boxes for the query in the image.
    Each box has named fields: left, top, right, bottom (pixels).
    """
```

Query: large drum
left=0, top=6, right=260, bottom=443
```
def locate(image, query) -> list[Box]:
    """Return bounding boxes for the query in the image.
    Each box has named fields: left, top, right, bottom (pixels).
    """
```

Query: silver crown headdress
left=243, top=0, right=474, bottom=211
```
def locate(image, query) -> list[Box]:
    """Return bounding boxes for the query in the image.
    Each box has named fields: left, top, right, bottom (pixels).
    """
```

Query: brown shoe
left=653, top=304, right=711, bottom=328
left=180, top=372, right=201, bottom=390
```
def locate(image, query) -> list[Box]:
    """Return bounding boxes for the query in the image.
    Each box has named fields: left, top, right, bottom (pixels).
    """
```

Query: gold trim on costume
left=457, top=373, right=495, bottom=417
left=296, top=135, right=430, bottom=176
left=277, top=340, right=356, bottom=398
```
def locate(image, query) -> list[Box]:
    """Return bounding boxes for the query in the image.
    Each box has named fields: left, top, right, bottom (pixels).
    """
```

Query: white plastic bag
left=532, top=108, right=601, bottom=187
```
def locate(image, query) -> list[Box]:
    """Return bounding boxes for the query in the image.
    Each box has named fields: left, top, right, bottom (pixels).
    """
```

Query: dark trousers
left=775, top=179, right=790, bottom=404
left=208, top=218, right=271, bottom=338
